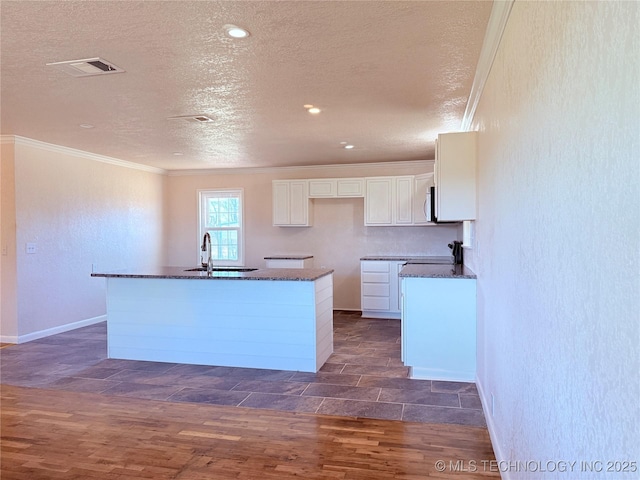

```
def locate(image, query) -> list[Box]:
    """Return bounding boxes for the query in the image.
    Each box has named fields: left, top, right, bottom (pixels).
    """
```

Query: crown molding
left=1, top=135, right=433, bottom=177
left=1, top=135, right=167, bottom=175
left=166, top=159, right=434, bottom=176
left=460, top=0, right=514, bottom=131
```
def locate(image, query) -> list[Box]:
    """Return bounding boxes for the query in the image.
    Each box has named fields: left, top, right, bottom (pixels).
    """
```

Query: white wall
left=1, top=137, right=166, bottom=342
left=468, top=2, right=639, bottom=477
left=166, top=162, right=459, bottom=310
left=1, top=141, right=18, bottom=339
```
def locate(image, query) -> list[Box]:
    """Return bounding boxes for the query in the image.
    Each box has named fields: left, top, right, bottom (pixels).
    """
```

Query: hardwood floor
left=1, top=384, right=499, bottom=479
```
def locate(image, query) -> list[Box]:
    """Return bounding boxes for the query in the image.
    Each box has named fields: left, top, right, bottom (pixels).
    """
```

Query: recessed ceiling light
left=224, top=24, right=250, bottom=38
left=79, top=123, right=94, bottom=129
left=303, top=104, right=314, bottom=109
left=307, top=107, right=321, bottom=114
left=344, top=144, right=355, bottom=149
left=172, top=152, right=183, bottom=156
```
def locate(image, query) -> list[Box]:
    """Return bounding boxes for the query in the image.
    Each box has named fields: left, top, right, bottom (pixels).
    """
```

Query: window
left=198, top=189, right=244, bottom=266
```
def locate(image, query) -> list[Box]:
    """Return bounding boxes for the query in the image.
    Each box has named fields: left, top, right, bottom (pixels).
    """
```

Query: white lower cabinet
left=265, top=257, right=314, bottom=268
left=401, top=276, right=476, bottom=382
left=361, top=260, right=405, bottom=319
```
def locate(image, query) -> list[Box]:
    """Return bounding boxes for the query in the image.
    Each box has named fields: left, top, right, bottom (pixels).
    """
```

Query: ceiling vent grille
left=167, top=114, right=215, bottom=123
left=46, top=57, right=125, bottom=77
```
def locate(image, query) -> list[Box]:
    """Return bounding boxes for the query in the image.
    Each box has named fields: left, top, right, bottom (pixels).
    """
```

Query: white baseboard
left=0, top=315, right=106, bottom=344
left=476, top=375, right=509, bottom=480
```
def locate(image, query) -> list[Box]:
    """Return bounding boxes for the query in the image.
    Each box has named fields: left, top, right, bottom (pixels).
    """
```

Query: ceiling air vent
left=46, top=57, right=125, bottom=77
left=167, top=114, right=215, bottom=123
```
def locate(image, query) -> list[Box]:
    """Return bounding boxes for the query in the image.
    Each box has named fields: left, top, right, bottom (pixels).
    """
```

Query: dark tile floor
left=0, top=311, right=486, bottom=426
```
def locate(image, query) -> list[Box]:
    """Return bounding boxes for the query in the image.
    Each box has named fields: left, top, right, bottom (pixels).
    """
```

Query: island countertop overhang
left=91, top=266, right=334, bottom=281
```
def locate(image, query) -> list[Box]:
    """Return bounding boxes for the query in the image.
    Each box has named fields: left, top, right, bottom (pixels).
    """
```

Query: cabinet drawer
left=361, top=261, right=390, bottom=273
left=362, top=296, right=390, bottom=311
left=362, top=272, right=389, bottom=283
left=362, top=283, right=390, bottom=297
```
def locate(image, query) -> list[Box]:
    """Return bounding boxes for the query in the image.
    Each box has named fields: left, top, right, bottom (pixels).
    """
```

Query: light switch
left=26, top=242, right=37, bottom=254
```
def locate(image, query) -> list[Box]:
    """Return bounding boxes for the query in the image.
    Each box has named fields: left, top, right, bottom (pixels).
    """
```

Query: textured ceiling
left=0, top=1, right=492, bottom=171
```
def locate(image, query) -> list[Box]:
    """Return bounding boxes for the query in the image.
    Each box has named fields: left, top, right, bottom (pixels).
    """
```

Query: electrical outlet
left=26, top=242, right=37, bottom=254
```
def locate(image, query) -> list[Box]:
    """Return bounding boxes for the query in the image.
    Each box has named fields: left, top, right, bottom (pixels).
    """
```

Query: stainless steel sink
left=184, top=267, right=258, bottom=272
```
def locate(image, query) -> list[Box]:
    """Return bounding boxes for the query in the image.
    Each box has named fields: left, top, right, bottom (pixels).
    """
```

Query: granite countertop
left=398, top=263, right=476, bottom=279
left=360, top=255, right=454, bottom=264
left=91, top=266, right=333, bottom=282
left=264, top=255, right=313, bottom=260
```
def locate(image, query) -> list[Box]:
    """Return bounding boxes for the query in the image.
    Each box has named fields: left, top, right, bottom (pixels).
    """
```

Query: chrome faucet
left=201, top=233, right=213, bottom=274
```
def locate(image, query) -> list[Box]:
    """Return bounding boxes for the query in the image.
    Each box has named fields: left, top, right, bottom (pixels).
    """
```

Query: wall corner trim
left=460, top=0, right=515, bottom=132
left=1, top=135, right=167, bottom=175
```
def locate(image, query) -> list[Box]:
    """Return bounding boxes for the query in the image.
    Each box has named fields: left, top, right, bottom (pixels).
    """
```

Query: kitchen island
left=399, top=263, right=476, bottom=382
left=91, top=267, right=334, bottom=373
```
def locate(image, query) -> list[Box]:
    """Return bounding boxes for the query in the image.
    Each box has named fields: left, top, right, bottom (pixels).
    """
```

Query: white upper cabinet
left=272, top=180, right=312, bottom=226
left=364, top=176, right=416, bottom=226
left=435, top=131, right=477, bottom=221
left=336, top=178, right=364, bottom=197
left=395, top=176, right=414, bottom=224
left=365, top=177, right=394, bottom=225
left=308, top=178, right=364, bottom=198
left=308, top=179, right=337, bottom=198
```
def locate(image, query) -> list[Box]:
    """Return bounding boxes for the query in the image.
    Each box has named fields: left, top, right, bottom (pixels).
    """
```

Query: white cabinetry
left=435, top=132, right=477, bottom=221
left=265, top=257, right=314, bottom=268
left=361, top=260, right=405, bottom=319
left=401, top=276, right=476, bottom=381
left=272, top=180, right=312, bottom=226
left=337, top=178, right=365, bottom=197
left=364, top=176, right=414, bottom=226
left=308, top=178, right=364, bottom=198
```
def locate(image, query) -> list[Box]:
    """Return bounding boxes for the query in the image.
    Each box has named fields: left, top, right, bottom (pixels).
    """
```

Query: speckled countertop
left=91, top=266, right=333, bottom=281
left=264, top=255, right=313, bottom=260
left=360, top=255, right=454, bottom=264
left=398, top=264, right=476, bottom=279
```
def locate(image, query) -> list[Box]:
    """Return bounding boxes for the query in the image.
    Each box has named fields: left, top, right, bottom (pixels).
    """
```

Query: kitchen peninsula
left=91, top=267, right=334, bottom=372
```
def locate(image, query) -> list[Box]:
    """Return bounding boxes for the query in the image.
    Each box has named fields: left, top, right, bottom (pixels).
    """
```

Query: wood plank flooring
left=1, top=384, right=499, bottom=479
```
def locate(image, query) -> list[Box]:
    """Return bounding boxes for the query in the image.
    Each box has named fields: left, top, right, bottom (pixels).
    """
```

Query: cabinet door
left=365, top=177, right=393, bottom=225
left=272, top=181, right=291, bottom=226
left=337, top=178, right=364, bottom=197
left=436, top=132, right=477, bottom=221
left=308, top=179, right=337, bottom=198
left=395, top=176, right=413, bottom=224
left=272, top=180, right=311, bottom=226
left=289, top=181, right=309, bottom=225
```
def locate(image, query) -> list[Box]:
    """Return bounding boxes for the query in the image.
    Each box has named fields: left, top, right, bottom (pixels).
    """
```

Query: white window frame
left=198, top=189, right=244, bottom=266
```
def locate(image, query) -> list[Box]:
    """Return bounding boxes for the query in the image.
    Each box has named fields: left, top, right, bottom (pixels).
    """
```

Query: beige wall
left=1, top=141, right=18, bottom=338
left=166, top=162, right=459, bottom=310
left=468, top=1, right=639, bottom=474
left=2, top=138, right=166, bottom=341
